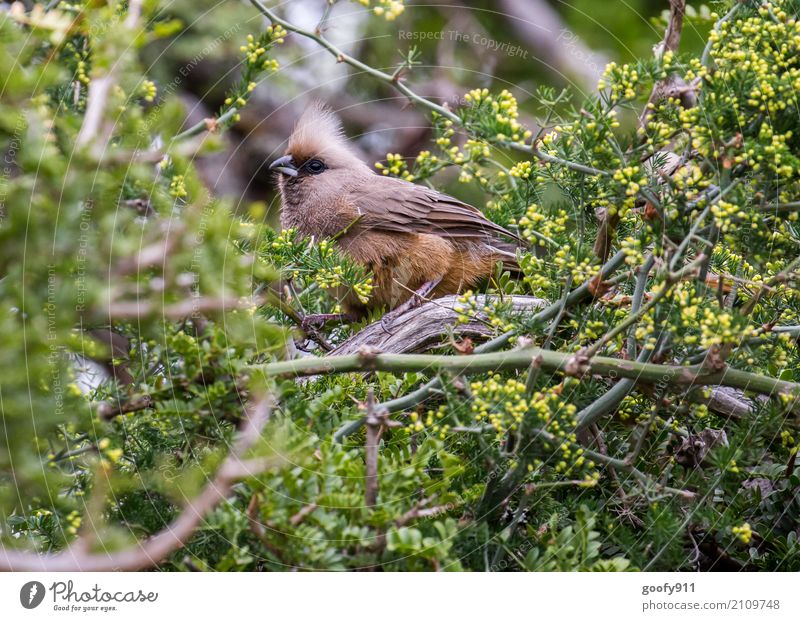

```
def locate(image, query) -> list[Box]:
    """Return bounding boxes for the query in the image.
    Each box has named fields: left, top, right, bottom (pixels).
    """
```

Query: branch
left=638, top=0, right=687, bottom=131
left=0, top=396, right=276, bottom=571
left=249, top=0, right=456, bottom=120
left=757, top=201, right=800, bottom=214
left=252, top=346, right=800, bottom=406
left=105, top=294, right=264, bottom=321
left=701, top=3, right=742, bottom=68
left=575, top=256, right=656, bottom=429
left=661, top=0, right=686, bottom=54
left=171, top=106, right=240, bottom=143
left=687, top=386, right=758, bottom=421
left=364, top=389, right=383, bottom=508
left=95, top=393, right=153, bottom=421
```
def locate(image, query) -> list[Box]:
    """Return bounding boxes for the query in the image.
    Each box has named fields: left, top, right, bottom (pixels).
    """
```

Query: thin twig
left=262, top=288, right=333, bottom=352
left=701, top=3, right=742, bottom=68
left=95, top=393, right=154, bottom=421
left=171, top=106, right=239, bottom=143
left=364, top=388, right=384, bottom=508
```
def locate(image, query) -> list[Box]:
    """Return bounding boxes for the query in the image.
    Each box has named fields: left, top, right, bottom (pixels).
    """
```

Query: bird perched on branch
left=270, top=102, right=524, bottom=326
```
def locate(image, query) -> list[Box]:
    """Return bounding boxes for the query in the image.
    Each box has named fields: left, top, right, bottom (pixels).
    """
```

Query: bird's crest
left=287, top=101, right=357, bottom=165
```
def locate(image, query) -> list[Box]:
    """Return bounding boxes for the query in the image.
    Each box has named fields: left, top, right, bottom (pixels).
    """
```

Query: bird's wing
left=347, top=176, right=525, bottom=246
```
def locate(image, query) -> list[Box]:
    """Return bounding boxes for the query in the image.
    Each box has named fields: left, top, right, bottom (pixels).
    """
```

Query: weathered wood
left=689, top=385, right=760, bottom=420
left=330, top=294, right=547, bottom=356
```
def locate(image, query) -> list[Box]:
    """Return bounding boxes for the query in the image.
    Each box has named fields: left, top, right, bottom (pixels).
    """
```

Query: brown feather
left=348, top=177, right=525, bottom=246
left=274, top=103, right=525, bottom=317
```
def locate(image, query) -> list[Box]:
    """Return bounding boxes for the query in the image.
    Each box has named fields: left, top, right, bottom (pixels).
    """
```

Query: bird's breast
left=280, top=191, right=358, bottom=240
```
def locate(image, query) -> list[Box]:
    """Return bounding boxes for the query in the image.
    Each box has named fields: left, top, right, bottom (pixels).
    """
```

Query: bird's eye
left=305, top=159, right=326, bottom=174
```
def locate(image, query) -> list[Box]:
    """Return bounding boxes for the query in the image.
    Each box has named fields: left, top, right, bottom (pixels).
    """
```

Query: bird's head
left=270, top=102, right=370, bottom=202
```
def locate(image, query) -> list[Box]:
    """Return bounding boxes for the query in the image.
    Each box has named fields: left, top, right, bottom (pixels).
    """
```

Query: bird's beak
left=269, top=155, right=298, bottom=177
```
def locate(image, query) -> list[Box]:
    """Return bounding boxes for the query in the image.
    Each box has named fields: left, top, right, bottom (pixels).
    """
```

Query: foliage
left=2, top=0, right=800, bottom=572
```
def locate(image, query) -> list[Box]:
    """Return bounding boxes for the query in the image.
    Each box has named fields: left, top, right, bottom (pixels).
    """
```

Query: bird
left=270, top=102, right=525, bottom=327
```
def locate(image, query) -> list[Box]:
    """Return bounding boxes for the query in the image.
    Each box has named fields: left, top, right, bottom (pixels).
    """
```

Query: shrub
left=1, top=0, right=799, bottom=571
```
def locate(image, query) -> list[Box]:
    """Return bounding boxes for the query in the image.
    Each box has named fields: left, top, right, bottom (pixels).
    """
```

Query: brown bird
left=270, top=102, right=524, bottom=326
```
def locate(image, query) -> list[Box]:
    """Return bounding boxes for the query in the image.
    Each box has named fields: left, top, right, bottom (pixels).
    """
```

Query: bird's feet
left=300, top=313, right=349, bottom=332
left=380, top=277, right=442, bottom=335
left=295, top=313, right=351, bottom=353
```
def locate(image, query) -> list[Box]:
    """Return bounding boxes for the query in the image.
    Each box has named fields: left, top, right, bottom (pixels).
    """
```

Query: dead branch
left=331, top=294, right=547, bottom=356
left=639, top=1, right=689, bottom=131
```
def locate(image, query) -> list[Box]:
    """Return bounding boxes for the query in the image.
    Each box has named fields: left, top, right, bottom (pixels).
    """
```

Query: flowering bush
left=2, top=0, right=800, bottom=572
